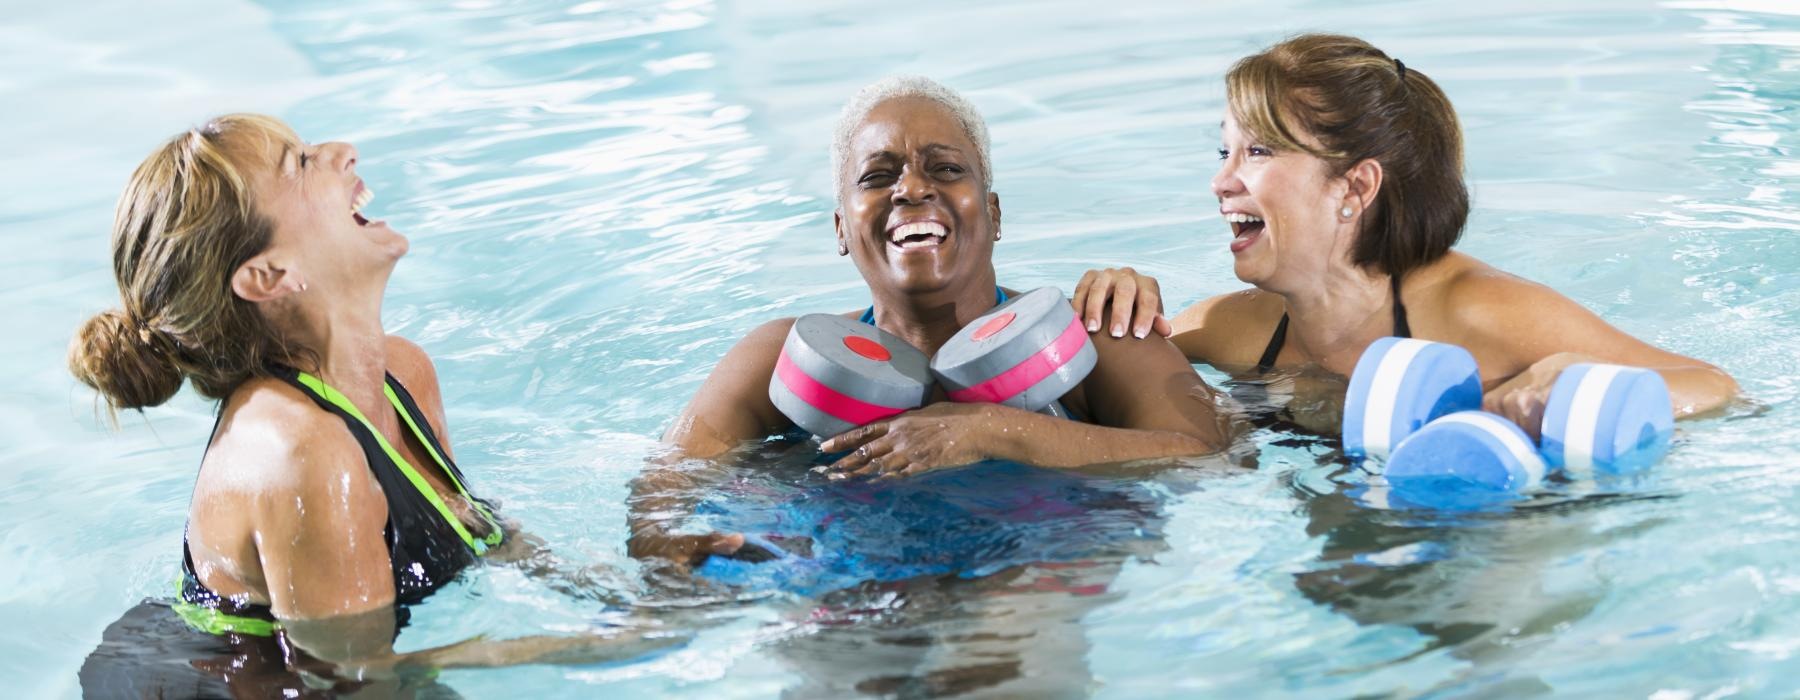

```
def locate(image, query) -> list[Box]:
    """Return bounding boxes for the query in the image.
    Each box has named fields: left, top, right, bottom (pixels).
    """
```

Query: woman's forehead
left=849, top=97, right=974, bottom=157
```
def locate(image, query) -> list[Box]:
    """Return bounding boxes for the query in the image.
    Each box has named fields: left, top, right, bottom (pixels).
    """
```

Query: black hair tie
left=1394, top=58, right=1407, bottom=80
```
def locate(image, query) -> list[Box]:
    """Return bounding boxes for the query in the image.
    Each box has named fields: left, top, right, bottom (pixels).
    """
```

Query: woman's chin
left=1232, top=258, right=1267, bottom=287
left=370, top=227, right=410, bottom=262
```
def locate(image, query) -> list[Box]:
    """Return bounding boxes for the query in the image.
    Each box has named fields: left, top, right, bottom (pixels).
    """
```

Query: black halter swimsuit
left=1254, top=274, right=1412, bottom=374
left=80, top=367, right=504, bottom=698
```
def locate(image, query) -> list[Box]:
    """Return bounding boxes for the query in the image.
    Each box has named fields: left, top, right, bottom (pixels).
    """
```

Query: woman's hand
left=626, top=527, right=744, bottom=567
left=1072, top=267, right=1172, bottom=339
left=819, top=403, right=1004, bottom=480
left=1482, top=351, right=1593, bottom=440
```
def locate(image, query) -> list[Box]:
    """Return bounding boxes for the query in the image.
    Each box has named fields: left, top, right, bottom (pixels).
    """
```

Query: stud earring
left=1341, top=206, right=1354, bottom=218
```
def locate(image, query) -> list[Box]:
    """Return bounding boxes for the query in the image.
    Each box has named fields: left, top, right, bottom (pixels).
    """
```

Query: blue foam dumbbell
left=1342, top=338, right=1676, bottom=506
left=1341, top=337, right=1485, bottom=460
left=1539, top=363, right=1675, bottom=475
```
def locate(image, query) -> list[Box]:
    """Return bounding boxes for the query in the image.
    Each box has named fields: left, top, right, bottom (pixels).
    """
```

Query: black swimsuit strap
left=1253, top=314, right=1289, bottom=374
left=1254, top=273, right=1410, bottom=375
left=1391, top=273, right=1412, bottom=338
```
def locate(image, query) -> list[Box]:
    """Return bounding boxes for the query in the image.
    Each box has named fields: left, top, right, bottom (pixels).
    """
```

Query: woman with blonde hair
left=74, top=114, right=662, bottom=696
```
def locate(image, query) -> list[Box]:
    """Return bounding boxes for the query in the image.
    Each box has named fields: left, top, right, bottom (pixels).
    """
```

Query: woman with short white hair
left=632, top=75, right=1234, bottom=565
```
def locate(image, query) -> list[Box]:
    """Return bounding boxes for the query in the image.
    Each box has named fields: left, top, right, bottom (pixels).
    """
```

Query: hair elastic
left=1394, top=58, right=1407, bottom=80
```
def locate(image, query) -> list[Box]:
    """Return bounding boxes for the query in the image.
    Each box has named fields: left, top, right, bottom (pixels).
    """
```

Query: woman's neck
left=289, top=297, right=390, bottom=413
left=1278, top=263, right=1396, bottom=367
left=869, top=271, right=998, bottom=356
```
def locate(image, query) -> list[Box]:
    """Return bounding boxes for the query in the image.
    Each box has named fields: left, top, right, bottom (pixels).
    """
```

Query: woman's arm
left=628, top=319, right=797, bottom=565
left=256, top=424, right=678, bottom=685
left=1450, top=271, right=1739, bottom=434
left=822, top=312, right=1234, bottom=477
left=660, top=318, right=794, bottom=458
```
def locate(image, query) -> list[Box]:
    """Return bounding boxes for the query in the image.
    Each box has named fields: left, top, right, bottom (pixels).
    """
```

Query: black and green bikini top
left=175, top=367, right=503, bottom=636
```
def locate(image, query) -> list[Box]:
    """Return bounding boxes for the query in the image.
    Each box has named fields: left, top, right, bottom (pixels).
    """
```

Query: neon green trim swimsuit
left=173, top=367, right=504, bottom=637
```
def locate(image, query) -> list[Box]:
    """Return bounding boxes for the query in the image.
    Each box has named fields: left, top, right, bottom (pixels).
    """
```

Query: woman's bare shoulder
left=1169, top=287, right=1283, bottom=365
left=201, top=377, right=372, bottom=497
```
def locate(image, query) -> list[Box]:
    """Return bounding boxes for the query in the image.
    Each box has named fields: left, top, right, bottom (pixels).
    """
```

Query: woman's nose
left=1211, top=158, right=1242, bottom=200
left=892, top=165, right=935, bottom=204
left=319, top=142, right=359, bottom=172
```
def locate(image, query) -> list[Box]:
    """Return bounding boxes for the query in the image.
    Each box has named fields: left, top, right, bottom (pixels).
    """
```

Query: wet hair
left=69, top=113, right=313, bottom=413
left=1226, top=33, right=1469, bottom=278
left=831, top=75, right=993, bottom=197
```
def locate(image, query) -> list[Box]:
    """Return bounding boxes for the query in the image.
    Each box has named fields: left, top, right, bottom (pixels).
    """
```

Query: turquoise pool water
left=6, top=0, right=1800, bottom=696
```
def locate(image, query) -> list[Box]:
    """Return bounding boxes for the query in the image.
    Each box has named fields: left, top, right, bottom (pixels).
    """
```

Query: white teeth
left=352, top=187, right=374, bottom=214
left=1223, top=212, right=1263, bottom=224
left=898, top=238, right=938, bottom=249
left=889, top=221, right=948, bottom=242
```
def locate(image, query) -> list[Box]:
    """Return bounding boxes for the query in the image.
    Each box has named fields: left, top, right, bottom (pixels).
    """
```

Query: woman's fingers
left=1131, top=277, right=1163, bottom=338
left=1108, top=273, right=1139, bottom=338
left=1072, top=269, right=1098, bottom=321
left=843, top=442, right=900, bottom=479
left=876, top=460, right=936, bottom=481
left=709, top=533, right=745, bottom=557
left=1153, top=314, right=1174, bottom=338
left=826, top=437, right=888, bottom=473
left=1511, top=390, right=1548, bottom=441
left=819, top=420, right=889, bottom=454
left=638, top=532, right=741, bottom=566
left=1484, top=383, right=1548, bottom=441
left=1082, top=269, right=1118, bottom=333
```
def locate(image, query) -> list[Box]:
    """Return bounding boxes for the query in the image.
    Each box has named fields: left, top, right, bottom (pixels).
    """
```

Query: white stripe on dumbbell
left=1562, top=364, right=1623, bottom=474
left=1363, top=339, right=1430, bottom=459
left=1433, top=412, right=1547, bottom=487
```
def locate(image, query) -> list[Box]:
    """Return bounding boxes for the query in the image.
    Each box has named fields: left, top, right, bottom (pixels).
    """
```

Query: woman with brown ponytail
left=73, top=115, right=665, bottom=697
left=1073, top=34, right=1736, bottom=435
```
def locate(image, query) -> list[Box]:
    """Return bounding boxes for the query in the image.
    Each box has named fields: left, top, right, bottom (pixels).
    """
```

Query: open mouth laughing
left=1225, top=210, right=1264, bottom=253
left=887, top=219, right=948, bottom=252
left=351, top=181, right=376, bottom=227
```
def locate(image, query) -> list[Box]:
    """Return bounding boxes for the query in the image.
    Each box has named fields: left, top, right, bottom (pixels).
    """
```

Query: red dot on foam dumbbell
left=972, top=312, right=1016, bottom=342
left=842, top=335, right=891, bottom=362
left=932, top=288, right=1096, bottom=411
left=769, top=314, right=933, bottom=439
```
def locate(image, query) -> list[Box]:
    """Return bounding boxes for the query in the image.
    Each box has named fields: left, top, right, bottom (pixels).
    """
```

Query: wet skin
left=1074, top=111, right=1738, bottom=435
left=640, top=96, right=1234, bottom=567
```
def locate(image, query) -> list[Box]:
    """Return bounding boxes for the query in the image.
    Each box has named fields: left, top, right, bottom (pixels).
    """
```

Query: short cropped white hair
left=830, top=75, right=993, bottom=198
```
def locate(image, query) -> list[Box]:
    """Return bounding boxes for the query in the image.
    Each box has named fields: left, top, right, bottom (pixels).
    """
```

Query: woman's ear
left=987, top=192, right=1002, bottom=241
left=833, top=209, right=849, bottom=256
left=231, top=253, right=304, bottom=303
left=1343, top=158, right=1385, bottom=214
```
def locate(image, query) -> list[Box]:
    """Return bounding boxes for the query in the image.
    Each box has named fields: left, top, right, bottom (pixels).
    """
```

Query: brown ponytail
left=69, top=114, right=309, bottom=414
left=1226, top=34, right=1469, bottom=279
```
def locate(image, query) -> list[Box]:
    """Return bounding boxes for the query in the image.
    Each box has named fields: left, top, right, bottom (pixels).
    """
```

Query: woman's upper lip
left=885, top=216, right=948, bottom=234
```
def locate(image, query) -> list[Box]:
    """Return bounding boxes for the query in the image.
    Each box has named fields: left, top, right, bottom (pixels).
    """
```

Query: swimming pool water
left=4, top=0, right=1799, bottom=696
